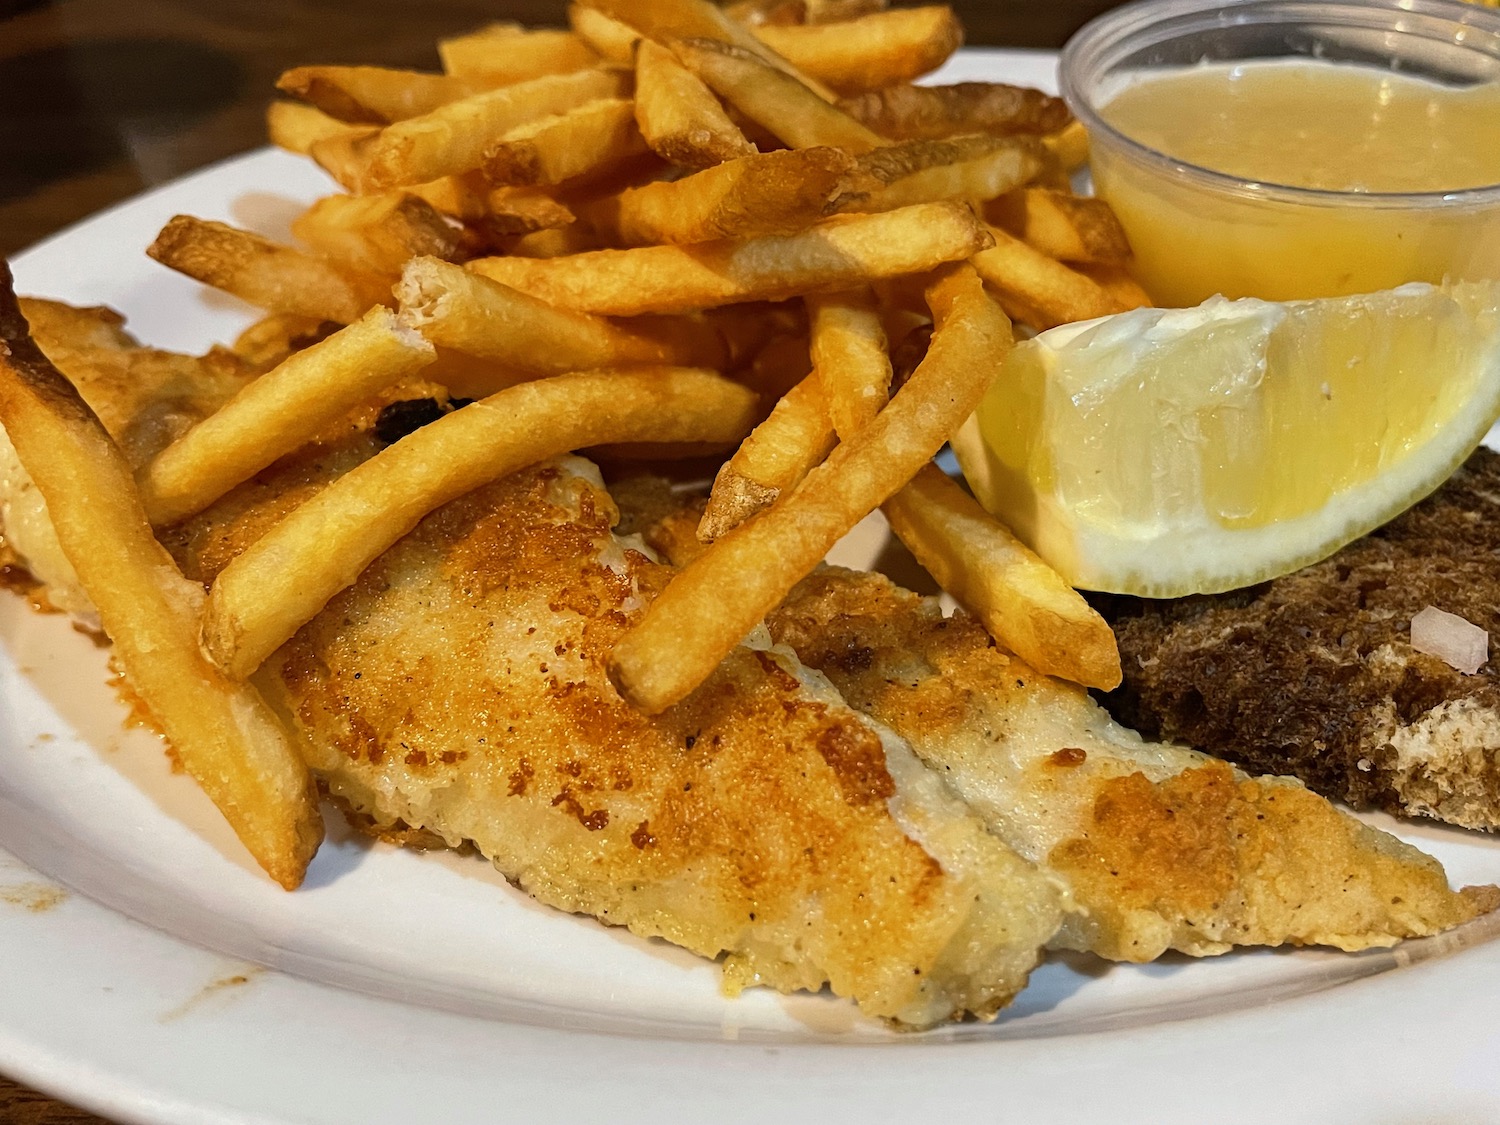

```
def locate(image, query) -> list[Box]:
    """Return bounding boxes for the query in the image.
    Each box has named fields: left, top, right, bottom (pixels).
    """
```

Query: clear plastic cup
left=1059, top=0, right=1500, bottom=306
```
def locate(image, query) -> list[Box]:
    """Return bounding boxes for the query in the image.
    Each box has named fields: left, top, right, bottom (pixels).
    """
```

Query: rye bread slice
left=1095, top=447, right=1500, bottom=830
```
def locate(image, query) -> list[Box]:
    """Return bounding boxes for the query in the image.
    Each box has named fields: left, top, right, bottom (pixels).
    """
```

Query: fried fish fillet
left=765, top=567, right=1499, bottom=962
left=166, top=450, right=1063, bottom=1028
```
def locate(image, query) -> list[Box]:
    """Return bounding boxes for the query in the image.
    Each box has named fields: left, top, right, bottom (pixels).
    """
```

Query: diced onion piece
left=1411, top=605, right=1489, bottom=675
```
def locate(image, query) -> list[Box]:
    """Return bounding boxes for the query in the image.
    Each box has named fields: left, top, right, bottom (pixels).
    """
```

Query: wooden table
left=0, top=1, right=1120, bottom=1120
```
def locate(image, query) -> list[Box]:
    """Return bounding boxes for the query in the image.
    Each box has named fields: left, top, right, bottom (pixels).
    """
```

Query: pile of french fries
left=0, top=0, right=1150, bottom=887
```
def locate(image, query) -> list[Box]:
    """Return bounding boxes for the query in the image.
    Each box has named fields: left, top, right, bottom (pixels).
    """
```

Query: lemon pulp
left=952, top=282, right=1500, bottom=597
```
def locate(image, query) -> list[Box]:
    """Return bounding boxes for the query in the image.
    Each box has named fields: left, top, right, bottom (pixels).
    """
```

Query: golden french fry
left=883, top=465, right=1122, bottom=690
left=336, top=68, right=631, bottom=192
left=698, top=372, right=835, bottom=539
left=305, top=127, right=381, bottom=191
left=480, top=186, right=578, bottom=233
left=737, top=328, right=813, bottom=399
left=276, top=66, right=501, bottom=125
left=590, top=147, right=856, bottom=244
left=482, top=98, right=646, bottom=186
left=568, top=4, right=640, bottom=63
left=839, top=134, right=1045, bottom=212
left=751, top=6, right=963, bottom=94
left=724, top=0, right=807, bottom=26
left=806, top=288, right=889, bottom=437
left=202, top=367, right=760, bottom=679
left=147, top=216, right=389, bottom=324
left=838, top=81, right=1072, bottom=141
left=501, top=224, right=602, bottom=258
left=987, top=187, right=1133, bottom=264
left=396, top=256, right=724, bottom=376
left=970, top=224, right=1122, bottom=329
left=670, top=36, right=883, bottom=152
left=406, top=176, right=578, bottom=243
left=137, top=307, right=435, bottom=526
left=579, top=0, right=836, bottom=99
left=607, top=263, right=1009, bottom=713
left=266, top=100, right=368, bottom=155
left=1044, top=119, right=1090, bottom=172
left=0, top=264, right=322, bottom=889
left=396, top=172, right=488, bottom=220
left=439, top=23, right=600, bottom=80
left=803, top=0, right=889, bottom=20
left=468, top=201, right=991, bottom=315
left=1072, top=261, right=1153, bottom=310
left=291, top=192, right=468, bottom=280
left=633, top=38, right=756, bottom=169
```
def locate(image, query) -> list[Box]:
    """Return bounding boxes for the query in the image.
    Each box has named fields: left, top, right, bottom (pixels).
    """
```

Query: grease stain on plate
left=161, top=965, right=265, bottom=1023
left=0, top=881, right=68, bottom=912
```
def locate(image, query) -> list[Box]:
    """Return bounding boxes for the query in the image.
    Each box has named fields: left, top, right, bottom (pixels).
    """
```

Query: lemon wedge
left=952, top=281, right=1500, bottom=597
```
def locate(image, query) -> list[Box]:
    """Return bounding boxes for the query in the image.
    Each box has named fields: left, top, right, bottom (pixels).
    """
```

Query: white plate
left=4, top=48, right=1500, bottom=1125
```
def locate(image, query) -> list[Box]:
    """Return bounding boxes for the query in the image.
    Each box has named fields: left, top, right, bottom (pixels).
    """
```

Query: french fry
left=839, top=134, right=1045, bottom=212
left=803, top=0, right=889, bottom=20
left=405, top=176, right=578, bottom=239
left=751, top=6, right=963, bottom=94
left=335, top=68, right=631, bottom=192
left=579, top=0, right=837, bottom=99
left=266, top=100, right=368, bottom=155
left=1072, top=261, right=1153, bottom=310
left=883, top=465, right=1122, bottom=690
left=276, top=66, right=500, bottom=125
left=291, top=192, right=469, bottom=280
left=137, top=307, right=435, bottom=525
left=481, top=98, right=647, bottom=187
left=147, top=216, right=389, bottom=324
left=806, top=288, right=889, bottom=437
left=838, top=81, right=1072, bottom=141
left=1044, top=119, right=1090, bottom=173
left=396, top=256, right=724, bottom=376
left=391, top=173, right=482, bottom=220
left=970, top=224, right=1122, bottom=329
left=306, top=127, right=381, bottom=191
left=0, top=264, right=323, bottom=889
left=502, top=224, right=602, bottom=258
left=589, top=147, right=856, bottom=244
left=633, top=39, right=756, bottom=169
left=698, top=372, right=835, bottom=539
left=438, top=23, right=600, bottom=80
left=670, top=37, right=884, bottom=152
left=479, top=186, right=578, bottom=233
left=607, top=263, right=1009, bottom=713
left=202, top=368, right=761, bottom=679
left=987, top=187, right=1132, bottom=264
left=738, top=328, right=813, bottom=400
left=468, top=200, right=990, bottom=315
left=724, top=0, right=807, bottom=26
left=567, top=4, right=640, bottom=64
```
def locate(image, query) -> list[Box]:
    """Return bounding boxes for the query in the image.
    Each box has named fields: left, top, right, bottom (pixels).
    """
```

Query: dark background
left=0, top=0, right=1121, bottom=1120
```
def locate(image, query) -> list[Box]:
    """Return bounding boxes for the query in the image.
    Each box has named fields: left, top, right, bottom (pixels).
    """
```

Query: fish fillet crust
left=169, top=453, right=1063, bottom=1028
left=767, top=568, right=1498, bottom=962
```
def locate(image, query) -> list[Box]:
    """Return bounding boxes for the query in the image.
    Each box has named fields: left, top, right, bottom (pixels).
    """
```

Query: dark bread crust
left=1096, top=447, right=1500, bottom=830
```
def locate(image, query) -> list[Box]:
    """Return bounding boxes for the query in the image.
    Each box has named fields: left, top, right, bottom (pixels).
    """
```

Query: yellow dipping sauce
left=1092, top=60, right=1500, bottom=305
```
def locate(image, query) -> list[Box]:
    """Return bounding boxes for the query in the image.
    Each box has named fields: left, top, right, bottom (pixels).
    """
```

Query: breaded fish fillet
left=167, top=451, right=1063, bottom=1028
left=766, top=568, right=1498, bottom=962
